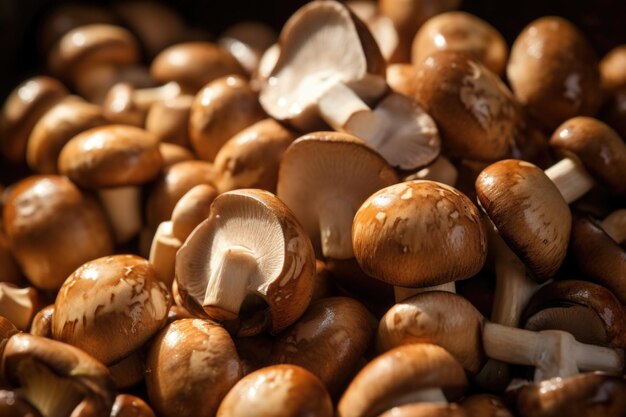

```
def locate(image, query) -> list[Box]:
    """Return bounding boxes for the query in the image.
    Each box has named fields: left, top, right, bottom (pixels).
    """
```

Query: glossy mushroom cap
left=158, top=143, right=195, bottom=168
left=58, top=125, right=162, bottom=189
left=353, top=180, right=486, bottom=287
left=52, top=255, right=171, bottom=365
left=217, top=365, right=333, bottom=417
left=476, top=159, right=571, bottom=280
left=277, top=132, right=398, bottom=259
left=3, top=175, right=113, bottom=290
left=507, top=17, right=602, bottom=130
left=176, top=189, right=316, bottom=335
left=30, top=304, right=54, bottom=338
left=110, top=394, right=156, bottom=417
left=600, top=45, right=626, bottom=92
left=171, top=184, right=218, bottom=242
left=145, top=95, right=194, bottom=147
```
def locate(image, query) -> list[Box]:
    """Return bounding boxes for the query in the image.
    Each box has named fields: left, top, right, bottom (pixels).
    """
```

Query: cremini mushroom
left=277, top=132, right=398, bottom=260
left=146, top=319, right=243, bottom=417
left=107, top=351, right=145, bottom=389
left=346, top=1, right=399, bottom=61
left=217, top=364, right=333, bottom=417
left=171, top=184, right=218, bottom=242
left=103, top=82, right=182, bottom=126
left=0, top=389, right=43, bottom=417
left=218, top=22, right=277, bottom=75
left=600, top=45, right=626, bottom=92
left=0, top=316, right=18, bottom=359
left=158, top=143, right=195, bottom=168
left=145, top=95, right=194, bottom=147
left=176, top=189, right=316, bottom=336
left=0, top=226, right=22, bottom=286
left=3, top=175, right=113, bottom=290
left=30, top=304, right=54, bottom=338
left=52, top=255, right=171, bottom=366
left=0, top=284, right=42, bottom=331
left=400, top=156, right=458, bottom=186
left=58, top=125, right=163, bottom=243
left=110, top=394, right=156, bottom=417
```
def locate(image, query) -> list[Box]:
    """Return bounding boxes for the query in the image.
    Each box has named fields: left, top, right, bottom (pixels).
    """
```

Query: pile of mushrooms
left=0, top=1, right=624, bottom=416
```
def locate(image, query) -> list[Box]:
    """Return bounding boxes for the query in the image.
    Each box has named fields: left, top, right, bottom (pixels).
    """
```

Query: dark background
left=1, top=0, right=625, bottom=102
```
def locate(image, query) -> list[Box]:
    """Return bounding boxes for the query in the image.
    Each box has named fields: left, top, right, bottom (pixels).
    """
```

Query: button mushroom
left=145, top=95, right=194, bottom=148
left=103, top=81, right=182, bottom=126
left=110, top=394, right=156, bottom=417
left=218, top=22, right=277, bottom=75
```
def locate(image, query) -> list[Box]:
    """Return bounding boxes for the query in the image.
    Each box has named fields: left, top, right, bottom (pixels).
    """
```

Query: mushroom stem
left=149, top=221, right=181, bottom=286
left=544, top=157, right=595, bottom=204
left=98, top=186, right=142, bottom=244
left=132, top=81, right=181, bottom=110
left=318, top=197, right=355, bottom=259
left=483, top=323, right=624, bottom=381
left=203, top=245, right=258, bottom=319
left=406, top=156, right=458, bottom=186
left=601, top=209, right=626, bottom=243
left=394, top=282, right=456, bottom=303
left=318, top=82, right=371, bottom=133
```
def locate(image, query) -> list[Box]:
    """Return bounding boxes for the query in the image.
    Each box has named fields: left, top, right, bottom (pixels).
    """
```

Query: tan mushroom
left=0, top=226, right=22, bottom=286
left=0, top=389, right=43, bottom=417
left=103, top=82, right=182, bottom=126
left=107, top=351, right=145, bottom=389
left=110, top=394, right=156, bottom=417
left=0, top=316, right=18, bottom=359
left=218, top=22, right=278, bottom=75
left=377, top=403, right=467, bottom=417
left=346, top=1, right=399, bottom=61
left=158, top=143, right=195, bottom=168
left=145, top=95, right=194, bottom=147
left=0, top=284, right=42, bottom=331
left=460, top=394, right=514, bottom=417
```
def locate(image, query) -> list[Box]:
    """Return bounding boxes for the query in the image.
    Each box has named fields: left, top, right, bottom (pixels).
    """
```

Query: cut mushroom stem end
left=319, top=198, right=355, bottom=259
left=98, top=186, right=142, bottom=244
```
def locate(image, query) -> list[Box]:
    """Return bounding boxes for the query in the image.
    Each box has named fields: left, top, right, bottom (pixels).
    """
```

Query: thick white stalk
left=394, top=282, right=456, bottom=303
left=318, top=197, right=355, bottom=259
left=545, top=157, right=595, bottom=204
left=98, top=186, right=142, bottom=244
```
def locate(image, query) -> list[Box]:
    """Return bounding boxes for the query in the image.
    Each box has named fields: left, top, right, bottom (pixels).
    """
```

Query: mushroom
left=110, top=394, right=156, bottom=417
left=51, top=255, right=171, bottom=366
left=3, top=175, right=113, bottom=290
left=107, top=351, right=145, bottom=389
left=103, top=82, right=182, bottom=126
left=604, top=86, right=626, bottom=139
left=158, top=143, right=195, bottom=168
left=171, top=184, right=218, bottom=242
left=0, top=76, right=68, bottom=165
left=268, top=297, right=377, bottom=396
left=400, top=155, right=458, bottom=186
left=346, top=1, right=399, bottom=61
left=232, top=333, right=274, bottom=375
left=216, top=364, right=333, bottom=417
left=507, top=17, right=602, bottom=130
left=145, top=95, right=194, bottom=147
left=213, top=118, right=296, bottom=193
left=600, top=45, right=626, bottom=92
left=0, top=284, right=42, bottom=331
left=58, top=125, right=163, bottom=243
left=0, top=389, right=43, bottom=417
left=277, top=132, right=398, bottom=260
left=2, top=333, right=115, bottom=417
left=0, top=316, right=18, bottom=358
left=337, top=343, right=468, bottom=417
left=386, top=63, right=419, bottom=97
left=148, top=221, right=181, bottom=287
left=218, top=22, right=278, bottom=75
left=30, top=304, right=54, bottom=338
left=521, top=280, right=626, bottom=348
left=26, top=97, right=108, bottom=174
left=146, top=319, right=243, bottom=417
left=460, top=394, right=514, bottom=417
left=150, top=42, right=247, bottom=95
left=189, top=75, right=265, bottom=162
left=411, top=11, right=508, bottom=75
left=376, top=403, right=467, bottom=417
left=176, top=189, right=316, bottom=336
left=352, top=180, right=486, bottom=300
left=0, top=226, right=22, bottom=286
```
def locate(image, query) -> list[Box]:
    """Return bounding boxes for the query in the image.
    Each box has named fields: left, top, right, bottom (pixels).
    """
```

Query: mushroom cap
left=102, top=83, right=148, bottom=127
left=0, top=283, right=42, bottom=331
left=0, top=316, right=18, bottom=359
left=506, top=16, right=602, bottom=130
left=412, top=11, right=508, bottom=75
left=151, top=42, right=247, bottom=94
left=378, top=291, right=485, bottom=374
left=604, top=86, right=626, bottom=139
left=146, top=319, right=243, bottom=417
left=353, top=180, right=486, bottom=287
left=171, top=184, right=219, bottom=242
left=0, top=390, right=43, bottom=417
left=176, top=189, right=316, bottom=335
left=549, top=117, right=626, bottom=196
left=30, top=304, right=54, bottom=338
left=600, top=45, right=626, bottom=92
left=413, top=51, right=519, bottom=161
left=145, top=94, right=194, bottom=147
left=260, top=0, right=386, bottom=131
left=268, top=297, right=377, bottom=396
left=58, top=125, right=163, bottom=189
left=27, top=98, right=108, bottom=174
left=277, top=131, right=398, bottom=258
left=216, top=364, right=333, bottom=417
left=218, top=22, right=278, bottom=74
left=476, top=159, right=571, bottom=280
left=52, top=254, right=171, bottom=365
left=338, top=343, right=468, bottom=417
left=189, top=75, right=265, bottom=161
left=377, top=404, right=468, bottom=417
left=214, top=118, right=295, bottom=194
left=110, top=394, right=156, bottom=417
left=569, top=217, right=626, bottom=304
left=512, top=373, right=626, bottom=417
left=386, top=63, right=419, bottom=97
left=107, top=350, right=145, bottom=389
left=3, top=175, right=113, bottom=290
left=1, top=76, right=68, bottom=165
left=158, top=142, right=195, bottom=169
left=460, top=394, right=514, bottom=417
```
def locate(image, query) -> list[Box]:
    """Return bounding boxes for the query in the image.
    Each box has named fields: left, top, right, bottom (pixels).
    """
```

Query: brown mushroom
left=346, top=1, right=399, bottom=61
left=460, top=394, right=514, bottom=417
left=110, top=394, right=156, bottom=417
left=0, top=284, right=43, bottom=331
left=170, top=184, right=218, bottom=242
left=0, top=390, right=43, bottom=417
left=386, top=63, right=419, bottom=97
left=3, top=175, right=113, bottom=290
left=145, top=95, right=194, bottom=147
left=146, top=318, right=243, bottom=417
left=176, top=189, right=316, bottom=336
left=30, top=304, right=54, bottom=338
left=218, top=22, right=278, bottom=75
left=600, top=45, right=626, bottom=92
left=217, top=364, right=333, bottom=417
left=0, top=316, right=18, bottom=359
left=103, top=82, right=182, bottom=126
left=158, top=143, right=195, bottom=168
left=400, top=156, right=458, bottom=186
left=52, top=255, right=171, bottom=366
left=0, top=226, right=22, bottom=286
left=377, top=403, right=468, bottom=417
left=107, top=351, right=145, bottom=389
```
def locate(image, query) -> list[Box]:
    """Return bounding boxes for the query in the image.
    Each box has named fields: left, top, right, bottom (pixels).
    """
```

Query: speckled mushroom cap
left=58, top=125, right=163, bottom=189
left=411, top=11, right=508, bottom=75
left=352, top=180, right=486, bottom=287
left=277, top=132, right=398, bottom=259
left=52, top=254, right=171, bottom=365
left=217, top=365, right=333, bottom=417
left=476, top=159, right=571, bottom=281
left=1, top=76, right=68, bottom=165
left=413, top=51, right=520, bottom=161
left=146, top=319, right=243, bottom=417
left=3, top=175, right=114, bottom=290
left=507, top=17, right=602, bottom=130
left=150, top=42, right=247, bottom=94
left=337, top=343, right=468, bottom=417
left=549, top=117, right=626, bottom=196
left=176, top=189, right=316, bottom=335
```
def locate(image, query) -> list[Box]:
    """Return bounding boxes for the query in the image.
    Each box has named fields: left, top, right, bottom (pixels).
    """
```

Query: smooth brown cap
left=604, top=86, right=626, bottom=139
left=146, top=95, right=194, bottom=147
left=171, top=184, right=219, bottom=242
left=189, top=75, right=265, bottom=161
left=107, top=351, right=145, bottom=389
left=217, top=365, right=333, bottom=417
left=549, top=117, right=626, bottom=195
left=600, top=45, right=626, bottom=92
left=3, top=175, right=113, bottom=290
left=0, top=316, right=18, bottom=359
left=338, top=343, right=468, bottom=417
left=151, top=42, right=247, bottom=94
left=353, top=180, right=486, bottom=287
left=476, top=159, right=571, bottom=280
left=59, top=125, right=163, bottom=189
left=377, top=404, right=468, bottom=417
left=507, top=17, right=602, bottom=130
left=30, top=304, right=54, bottom=338
left=110, top=394, right=156, bottom=417
left=158, top=143, right=195, bottom=169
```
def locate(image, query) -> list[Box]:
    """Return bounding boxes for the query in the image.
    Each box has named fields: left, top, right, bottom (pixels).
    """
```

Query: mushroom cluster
left=0, top=1, right=624, bottom=416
